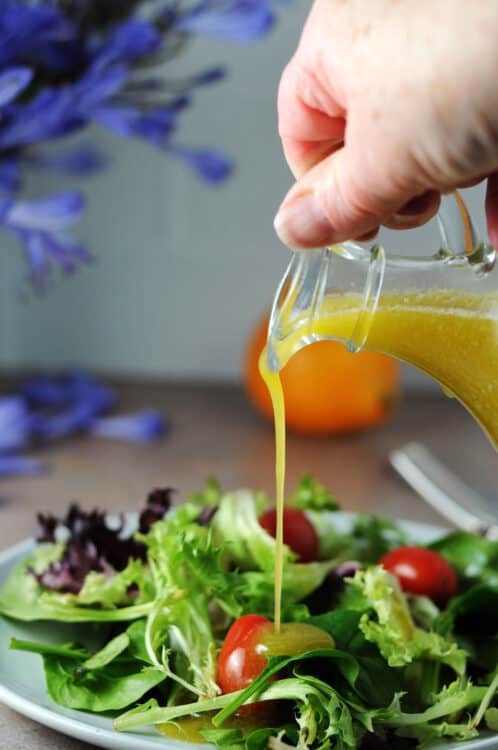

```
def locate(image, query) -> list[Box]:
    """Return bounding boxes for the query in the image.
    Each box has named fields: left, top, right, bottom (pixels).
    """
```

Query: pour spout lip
left=265, top=340, right=281, bottom=373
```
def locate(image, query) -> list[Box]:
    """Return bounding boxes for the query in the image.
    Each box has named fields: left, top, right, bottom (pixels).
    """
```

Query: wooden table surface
left=0, top=381, right=496, bottom=749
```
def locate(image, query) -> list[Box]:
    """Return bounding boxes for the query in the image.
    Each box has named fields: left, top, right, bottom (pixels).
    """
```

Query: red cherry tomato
left=258, top=507, right=319, bottom=562
left=217, top=614, right=273, bottom=694
left=380, top=546, right=458, bottom=604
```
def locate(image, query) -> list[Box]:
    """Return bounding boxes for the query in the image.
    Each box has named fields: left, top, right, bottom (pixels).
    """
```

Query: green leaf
left=350, top=515, right=407, bottom=563
left=439, top=582, right=498, bottom=637
left=211, top=490, right=337, bottom=600
left=407, top=595, right=440, bottom=631
left=213, top=649, right=359, bottom=726
left=114, top=691, right=236, bottom=731
left=0, top=544, right=65, bottom=621
left=240, top=676, right=357, bottom=750
left=125, top=619, right=152, bottom=664
left=200, top=728, right=247, bottom=750
left=0, top=543, right=154, bottom=623
left=382, top=677, right=486, bottom=728
left=74, top=558, right=153, bottom=608
left=485, top=707, right=498, bottom=732
left=42, top=653, right=166, bottom=712
left=349, top=567, right=466, bottom=673
left=396, top=721, right=479, bottom=744
left=246, top=727, right=296, bottom=750
left=11, top=628, right=168, bottom=713
left=430, top=531, right=498, bottom=584
left=307, top=609, right=403, bottom=707
left=138, top=510, right=219, bottom=698
left=35, top=595, right=153, bottom=622
left=211, top=489, right=277, bottom=571
left=287, top=474, right=338, bottom=512
left=81, top=632, right=130, bottom=671
left=9, top=638, right=89, bottom=660
left=189, top=477, right=223, bottom=506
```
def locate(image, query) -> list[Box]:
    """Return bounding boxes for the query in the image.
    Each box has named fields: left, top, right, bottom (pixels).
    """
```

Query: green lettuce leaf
left=211, top=490, right=337, bottom=600
left=348, top=567, right=466, bottom=673
left=136, top=508, right=220, bottom=699
left=287, top=475, right=339, bottom=512
left=0, top=543, right=65, bottom=621
left=189, top=477, right=224, bottom=507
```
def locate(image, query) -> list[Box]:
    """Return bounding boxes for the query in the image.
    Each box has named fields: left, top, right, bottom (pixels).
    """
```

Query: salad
left=1, top=476, right=498, bottom=750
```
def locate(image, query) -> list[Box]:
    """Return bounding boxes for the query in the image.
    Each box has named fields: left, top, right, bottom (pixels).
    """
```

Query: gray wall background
left=0, top=6, right=487, bottom=387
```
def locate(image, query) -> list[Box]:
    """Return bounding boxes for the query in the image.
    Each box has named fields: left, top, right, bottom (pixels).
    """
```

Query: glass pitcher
left=265, top=193, right=498, bottom=448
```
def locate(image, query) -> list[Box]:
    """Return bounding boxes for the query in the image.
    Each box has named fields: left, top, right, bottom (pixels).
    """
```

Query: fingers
left=485, top=172, right=498, bottom=249
left=277, top=58, right=346, bottom=178
left=383, top=191, right=441, bottom=230
left=273, top=143, right=420, bottom=249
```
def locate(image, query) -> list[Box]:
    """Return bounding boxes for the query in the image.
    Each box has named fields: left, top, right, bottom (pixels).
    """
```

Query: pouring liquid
left=260, top=288, right=498, bottom=628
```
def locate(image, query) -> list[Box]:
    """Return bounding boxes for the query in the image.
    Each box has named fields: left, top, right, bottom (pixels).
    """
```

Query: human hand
left=274, top=0, right=498, bottom=250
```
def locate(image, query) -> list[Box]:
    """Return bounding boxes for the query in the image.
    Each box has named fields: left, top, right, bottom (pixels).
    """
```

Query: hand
left=274, top=0, right=498, bottom=250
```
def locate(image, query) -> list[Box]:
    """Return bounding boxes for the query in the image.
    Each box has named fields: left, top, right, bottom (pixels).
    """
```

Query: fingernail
left=274, top=191, right=333, bottom=249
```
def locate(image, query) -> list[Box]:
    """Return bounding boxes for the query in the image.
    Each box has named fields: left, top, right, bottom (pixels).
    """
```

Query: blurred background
left=0, top=4, right=487, bottom=389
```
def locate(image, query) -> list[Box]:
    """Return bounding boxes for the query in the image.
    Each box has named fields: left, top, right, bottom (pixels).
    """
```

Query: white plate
left=0, top=514, right=496, bottom=750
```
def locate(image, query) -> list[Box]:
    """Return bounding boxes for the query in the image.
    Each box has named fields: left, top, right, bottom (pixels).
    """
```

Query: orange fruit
left=244, top=313, right=400, bottom=436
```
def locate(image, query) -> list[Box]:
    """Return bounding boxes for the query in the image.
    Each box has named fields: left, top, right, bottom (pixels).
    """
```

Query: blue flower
left=0, top=455, right=48, bottom=477
left=90, top=410, right=168, bottom=442
left=175, top=0, right=275, bottom=43
left=19, top=232, right=93, bottom=286
left=0, top=192, right=91, bottom=285
left=0, top=159, right=20, bottom=194
left=0, top=372, right=168, bottom=476
left=0, top=192, right=84, bottom=232
left=25, top=145, right=109, bottom=177
left=0, top=0, right=288, bottom=284
left=0, top=2, right=79, bottom=71
left=24, top=372, right=114, bottom=440
left=169, top=145, right=233, bottom=183
left=0, top=396, right=31, bottom=453
left=92, top=19, right=163, bottom=67
left=0, top=67, right=33, bottom=108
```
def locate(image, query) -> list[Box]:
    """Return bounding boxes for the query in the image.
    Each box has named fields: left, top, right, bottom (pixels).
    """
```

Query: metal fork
left=389, top=442, right=498, bottom=540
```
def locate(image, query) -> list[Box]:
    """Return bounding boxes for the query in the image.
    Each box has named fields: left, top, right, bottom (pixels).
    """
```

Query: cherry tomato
left=380, top=546, right=458, bottom=604
left=258, top=507, right=319, bottom=562
left=217, top=614, right=273, bottom=694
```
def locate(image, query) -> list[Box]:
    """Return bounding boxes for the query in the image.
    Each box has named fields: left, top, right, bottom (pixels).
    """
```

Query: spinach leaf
left=351, top=515, right=407, bottom=563
left=42, top=653, right=165, bottom=711
left=10, top=617, right=169, bottom=713
left=430, top=532, right=498, bottom=584
left=308, top=609, right=403, bottom=707
left=439, top=582, right=498, bottom=636
left=125, top=618, right=152, bottom=663
left=80, top=632, right=130, bottom=670
left=9, top=638, right=89, bottom=660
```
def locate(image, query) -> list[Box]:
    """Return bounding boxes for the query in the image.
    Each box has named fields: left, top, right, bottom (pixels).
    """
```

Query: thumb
left=274, top=142, right=432, bottom=249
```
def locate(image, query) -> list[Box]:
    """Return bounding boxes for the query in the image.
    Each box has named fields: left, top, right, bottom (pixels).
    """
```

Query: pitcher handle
left=336, top=191, right=495, bottom=271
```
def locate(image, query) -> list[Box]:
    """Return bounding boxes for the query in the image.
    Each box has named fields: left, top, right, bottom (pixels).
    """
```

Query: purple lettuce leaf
left=32, top=487, right=175, bottom=593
